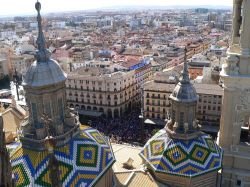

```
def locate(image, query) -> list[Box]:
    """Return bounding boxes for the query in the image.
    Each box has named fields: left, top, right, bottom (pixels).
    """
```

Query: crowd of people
left=88, top=110, right=154, bottom=145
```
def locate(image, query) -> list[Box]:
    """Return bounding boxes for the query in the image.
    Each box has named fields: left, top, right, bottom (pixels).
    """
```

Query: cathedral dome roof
left=10, top=127, right=115, bottom=187
left=140, top=129, right=222, bottom=177
left=23, top=59, right=67, bottom=87
left=170, top=81, right=198, bottom=102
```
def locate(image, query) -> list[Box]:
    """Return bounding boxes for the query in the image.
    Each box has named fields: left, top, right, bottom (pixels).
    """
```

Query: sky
left=0, top=0, right=232, bottom=16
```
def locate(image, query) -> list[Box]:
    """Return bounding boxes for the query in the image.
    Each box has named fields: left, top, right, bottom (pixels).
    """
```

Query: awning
left=144, top=119, right=156, bottom=125
left=78, top=110, right=103, bottom=117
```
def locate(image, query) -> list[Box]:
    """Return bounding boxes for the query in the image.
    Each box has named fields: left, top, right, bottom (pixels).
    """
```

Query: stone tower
left=10, top=2, right=115, bottom=186
left=140, top=51, right=222, bottom=187
left=0, top=114, right=14, bottom=187
left=219, top=0, right=250, bottom=186
left=21, top=1, right=70, bottom=143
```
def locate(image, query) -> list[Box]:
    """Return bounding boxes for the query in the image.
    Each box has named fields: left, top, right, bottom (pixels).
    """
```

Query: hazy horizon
left=0, top=0, right=232, bottom=17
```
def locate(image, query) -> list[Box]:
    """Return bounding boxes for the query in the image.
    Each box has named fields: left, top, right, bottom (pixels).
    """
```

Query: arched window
left=32, top=103, right=38, bottom=124
left=58, top=98, right=64, bottom=120
left=44, top=101, right=51, bottom=118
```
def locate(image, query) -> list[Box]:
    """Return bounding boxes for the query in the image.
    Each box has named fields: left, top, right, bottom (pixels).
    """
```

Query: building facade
left=66, top=67, right=137, bottom=118
left=0, top=114, right=14, bottom=187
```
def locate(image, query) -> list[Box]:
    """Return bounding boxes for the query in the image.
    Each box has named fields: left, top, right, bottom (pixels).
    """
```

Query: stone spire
left=166, top=48, right=200, bottom=140
left=179, top=48, right=190, bottom=84
left=35, top=1, right=51, bottom=62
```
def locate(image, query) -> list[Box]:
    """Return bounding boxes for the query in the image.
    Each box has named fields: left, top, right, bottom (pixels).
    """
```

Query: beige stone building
left=66, top=67, right=137, bottom=118
left=195, top=83, right=223, bottom=132
left=0, top=58, right=10, bottom=79
left=0, top=99, right=28, bottom=143
left=218, top=0, right=250, bottom=186
left=143, top=73, right=176, bottom=121
left=144, top=71, right=223, bottom=133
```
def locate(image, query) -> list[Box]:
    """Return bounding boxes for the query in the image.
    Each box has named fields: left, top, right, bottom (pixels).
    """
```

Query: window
left=58, top=98, right=64, bottom=120
left=172, top=110, right=176, bottom=122
left=32, top=103, right=38, bottom=123
left=189, top=110, right=193, bottom=127
left=180, top=112, right=184, bottom=126
left=236, top=180, right=241, bottom=186
left=157, top=114, right=160, bottom=119
left=44, top=101, right=51, bottom=118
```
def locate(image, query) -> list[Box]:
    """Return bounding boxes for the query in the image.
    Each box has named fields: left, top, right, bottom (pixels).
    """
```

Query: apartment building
left=143, top=72, right=223, bottom=132
left=66, top=67, right=137, bottom=118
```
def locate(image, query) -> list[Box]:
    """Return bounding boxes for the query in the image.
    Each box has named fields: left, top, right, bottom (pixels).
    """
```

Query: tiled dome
left=10, top=127, right=115, bottom=187
left=140, top=129, right=222, bottom=177
left=23, top=59, right=67, bottom=87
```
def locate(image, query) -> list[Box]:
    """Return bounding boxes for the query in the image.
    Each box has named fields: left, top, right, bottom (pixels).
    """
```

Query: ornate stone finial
left=173, top=122, right=179, bottom=131
left=35, top=1, right=51, bottom=62
left=11, top=96, right=16, bottom=108
left=0, top=102, right=5, bottom=113
left=44, top=137, right=62, bottom=187
left=180, top=47, right=190, bottom=84
left=41, top=113, right=53, bottom=137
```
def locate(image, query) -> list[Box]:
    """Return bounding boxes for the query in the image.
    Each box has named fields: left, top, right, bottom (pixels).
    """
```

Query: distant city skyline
left=0, top=0, right=232, bottom=16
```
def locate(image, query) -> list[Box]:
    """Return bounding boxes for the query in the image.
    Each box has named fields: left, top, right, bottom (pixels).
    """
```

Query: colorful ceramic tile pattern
left=10, top=127, right=115, bottom=187
left=140, top=129, right=222, bottom=177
